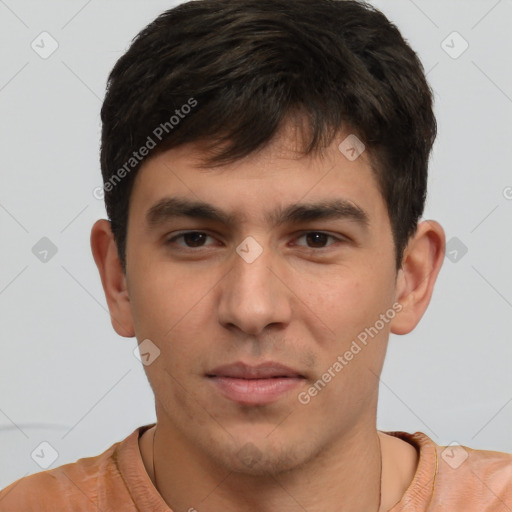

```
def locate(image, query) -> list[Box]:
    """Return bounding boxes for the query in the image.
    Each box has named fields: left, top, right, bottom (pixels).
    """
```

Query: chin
left=206, top=434, right=313, bottom=476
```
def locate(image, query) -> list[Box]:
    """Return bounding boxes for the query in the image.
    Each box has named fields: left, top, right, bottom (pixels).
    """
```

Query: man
left=1, top=0, right=511, bottom=510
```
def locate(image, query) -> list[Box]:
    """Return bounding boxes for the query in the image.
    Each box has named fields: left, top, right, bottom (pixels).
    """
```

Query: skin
left=91, top=119, right=445, bottom=512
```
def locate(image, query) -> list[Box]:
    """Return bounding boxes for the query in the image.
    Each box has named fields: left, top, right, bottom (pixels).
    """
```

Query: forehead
left=129, top=124, right=387, bottom=231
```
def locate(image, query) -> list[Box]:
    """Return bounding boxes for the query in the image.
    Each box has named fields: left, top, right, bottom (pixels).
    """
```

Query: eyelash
left=165, top=231, right=345, bottom=250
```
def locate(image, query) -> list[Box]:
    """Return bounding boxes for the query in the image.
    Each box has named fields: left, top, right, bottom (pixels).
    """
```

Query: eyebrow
left=146, top=196, right=370, bottom=231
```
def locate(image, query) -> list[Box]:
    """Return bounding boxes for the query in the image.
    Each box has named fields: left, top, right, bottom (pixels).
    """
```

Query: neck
left=149, top=420, right=384, bottom=512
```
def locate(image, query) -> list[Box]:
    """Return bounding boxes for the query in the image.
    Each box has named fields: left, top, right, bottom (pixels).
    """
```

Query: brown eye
left=295, top=232, right=339, bottom=249
left=305, top=232, right=330, bottom=248
left=182, top=232, right=207, bottom=247
left=167, top=231, right=214, bottom=248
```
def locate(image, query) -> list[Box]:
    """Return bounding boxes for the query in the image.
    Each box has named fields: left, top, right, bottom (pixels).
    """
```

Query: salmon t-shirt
left=1, top=423, right=511, bottom=511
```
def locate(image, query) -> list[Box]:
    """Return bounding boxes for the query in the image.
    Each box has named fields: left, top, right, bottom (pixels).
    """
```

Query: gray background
left=1, top=0, right=511, bottom=489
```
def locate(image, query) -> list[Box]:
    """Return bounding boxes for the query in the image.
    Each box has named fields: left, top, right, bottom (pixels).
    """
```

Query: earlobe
left=90, top=219, right=135, bottom=338
left=390, top=220, right=446, bottom=335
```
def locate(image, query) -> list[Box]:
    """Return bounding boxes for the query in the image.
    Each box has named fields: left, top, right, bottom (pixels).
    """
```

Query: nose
left=216, top=239, right=292, bottom=337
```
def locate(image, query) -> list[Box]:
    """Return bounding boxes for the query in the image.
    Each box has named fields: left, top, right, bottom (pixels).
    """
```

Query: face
left=124, top=121, right=401, bottom=475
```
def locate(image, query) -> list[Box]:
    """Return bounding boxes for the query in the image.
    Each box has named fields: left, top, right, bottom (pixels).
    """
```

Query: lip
left=207, top=361, right=304, bottom=379
left=206, top=362, right=306, bottom=405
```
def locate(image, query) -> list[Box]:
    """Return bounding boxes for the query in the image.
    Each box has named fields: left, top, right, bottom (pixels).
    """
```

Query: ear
left=390, top=220, right=445, bottom=335
left=90, top=219, right=135, bottom=337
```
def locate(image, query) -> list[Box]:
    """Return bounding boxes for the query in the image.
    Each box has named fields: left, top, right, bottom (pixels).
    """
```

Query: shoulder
left=433, top=436, right=512, bottom=509
left=0, top=439, right=122, bottom=511
left=386, top=431, right=512, bottom=511
left=438, top=443, right=512, bottom=486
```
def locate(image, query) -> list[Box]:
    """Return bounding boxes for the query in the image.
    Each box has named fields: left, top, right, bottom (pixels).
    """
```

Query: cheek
left=128, top=262, right=218, bottom=374
left=310, top=269, right=388, bottom=335
left=308, top=264, right=395, bottom=389
left=129, top=259, right=207, bottom=335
